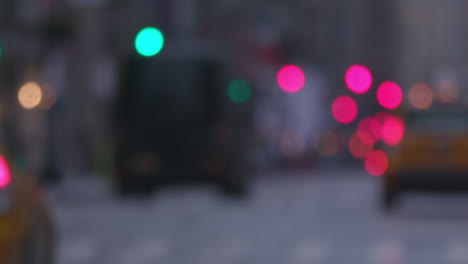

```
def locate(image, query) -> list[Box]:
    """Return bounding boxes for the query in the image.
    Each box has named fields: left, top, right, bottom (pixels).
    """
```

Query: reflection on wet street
left=53, top=169, right=468, bottom=264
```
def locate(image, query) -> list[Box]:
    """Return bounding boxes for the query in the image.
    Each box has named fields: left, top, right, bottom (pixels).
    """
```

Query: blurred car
left=113, top=40, right=252, bottom=198
left=0, top=152, right=54, bottom=263
left=383, top=109, right=468, bottom=209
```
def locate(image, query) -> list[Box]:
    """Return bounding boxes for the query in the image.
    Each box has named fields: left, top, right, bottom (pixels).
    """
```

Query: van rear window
left=129, top=58, right=221, bottom=122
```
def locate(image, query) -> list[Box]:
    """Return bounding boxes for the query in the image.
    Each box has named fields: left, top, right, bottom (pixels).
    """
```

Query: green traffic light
left=135, top=27, right=164, bottom=57
left=228, top=80, right=251, bottom=104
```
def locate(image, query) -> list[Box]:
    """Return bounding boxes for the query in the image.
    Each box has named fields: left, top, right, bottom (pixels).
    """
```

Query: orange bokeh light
left=18, top=82, right=42, bottom=109
left=348, top=133, right=373, bottom=159
left=437, top=80, right=459, bottom=103
left=408, top=82, right=433, bottom=110
left=279, top=130, right=306, bottom=157
left=318, top=130, right=345, bottom=156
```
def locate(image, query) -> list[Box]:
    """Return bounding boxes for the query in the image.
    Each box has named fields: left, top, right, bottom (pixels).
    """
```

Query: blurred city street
left=3, top=1, right=468, bottom=263
left=51, top=168, right=468, bottom=264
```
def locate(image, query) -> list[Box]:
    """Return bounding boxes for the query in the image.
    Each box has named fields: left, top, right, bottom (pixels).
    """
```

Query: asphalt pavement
left=50, top=168, right=468, bottom=264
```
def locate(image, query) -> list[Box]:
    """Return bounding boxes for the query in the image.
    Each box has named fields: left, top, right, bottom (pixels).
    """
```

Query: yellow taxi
left=0, top=153, right=54, bottom=264
left=383, top=109, right=468, bottom=209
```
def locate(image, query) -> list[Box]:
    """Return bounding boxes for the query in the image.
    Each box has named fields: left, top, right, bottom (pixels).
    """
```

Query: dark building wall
left=362, top=0, right=399, bottom=81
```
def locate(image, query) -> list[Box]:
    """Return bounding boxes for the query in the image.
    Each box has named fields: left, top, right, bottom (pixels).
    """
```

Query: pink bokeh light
left=345, top=65, right=373, bottom=94
left=365, top=150, right=389, bottom=177
left=377, top=81, right=403, bottom=109
left=277, top=65, right=306, bottom=93
left=357, top=117, right=382, bottom=144
left=0, top=157, right=11, bottom=188
left=332, top=96, right=358, bottom=124
left=382, top=115, right=405, bottom=146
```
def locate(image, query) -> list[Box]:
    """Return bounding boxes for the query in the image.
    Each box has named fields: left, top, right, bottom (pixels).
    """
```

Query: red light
left=374, top=111, right=392, bottom=128
left=377, top=81, right=403, bottom=109
left=357, top=117, right=382, bottom=144
left=345, top=65, right=373, bottom=94
left=374, top=112, right=391, bottom=123
left=0, top=157, right=11, bottom=188
left=277, top=65, right=305, bottom=93
left=331, top=96, right=358, bottom=124
left=348, top=133, right=373, bottom=159
left=365, top=150, right=389, bottom=177
left=382, top=115, right=405, bottom=146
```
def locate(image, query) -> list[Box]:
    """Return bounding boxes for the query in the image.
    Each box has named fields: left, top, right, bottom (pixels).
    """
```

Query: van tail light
left=0, top=156, right=11, bottom=188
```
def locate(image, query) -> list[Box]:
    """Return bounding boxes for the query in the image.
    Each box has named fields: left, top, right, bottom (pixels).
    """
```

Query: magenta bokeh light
left=332, top=96, right=358, bottom=124
left=277, top=65, right=306, bottom=93
left=345, top=65, right=373, bottom=94
left=357, top=117, right=382, bottom=144
left=382, top=115, right=405, bottom=146
left=0, top=157, right=10, bottom=188
left=365, top=150, right=389, bottom=177
left=377, top=81, right=403, bottom=109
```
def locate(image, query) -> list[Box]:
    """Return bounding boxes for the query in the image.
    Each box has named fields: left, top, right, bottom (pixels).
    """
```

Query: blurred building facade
left=9, top=0, right=466, bottom=178
left=0, top=0, right=399, bottom=177
left=397, top=0, right=466, bottom=93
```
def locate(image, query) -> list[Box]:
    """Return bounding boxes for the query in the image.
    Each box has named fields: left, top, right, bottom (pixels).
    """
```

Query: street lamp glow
left=18, top=82, right=43, bottom=109
left=135, top=27, right=165, bottom=57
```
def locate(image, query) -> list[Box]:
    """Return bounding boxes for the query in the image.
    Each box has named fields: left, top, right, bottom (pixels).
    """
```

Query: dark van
left=113, top=43, right=251, bottom=197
